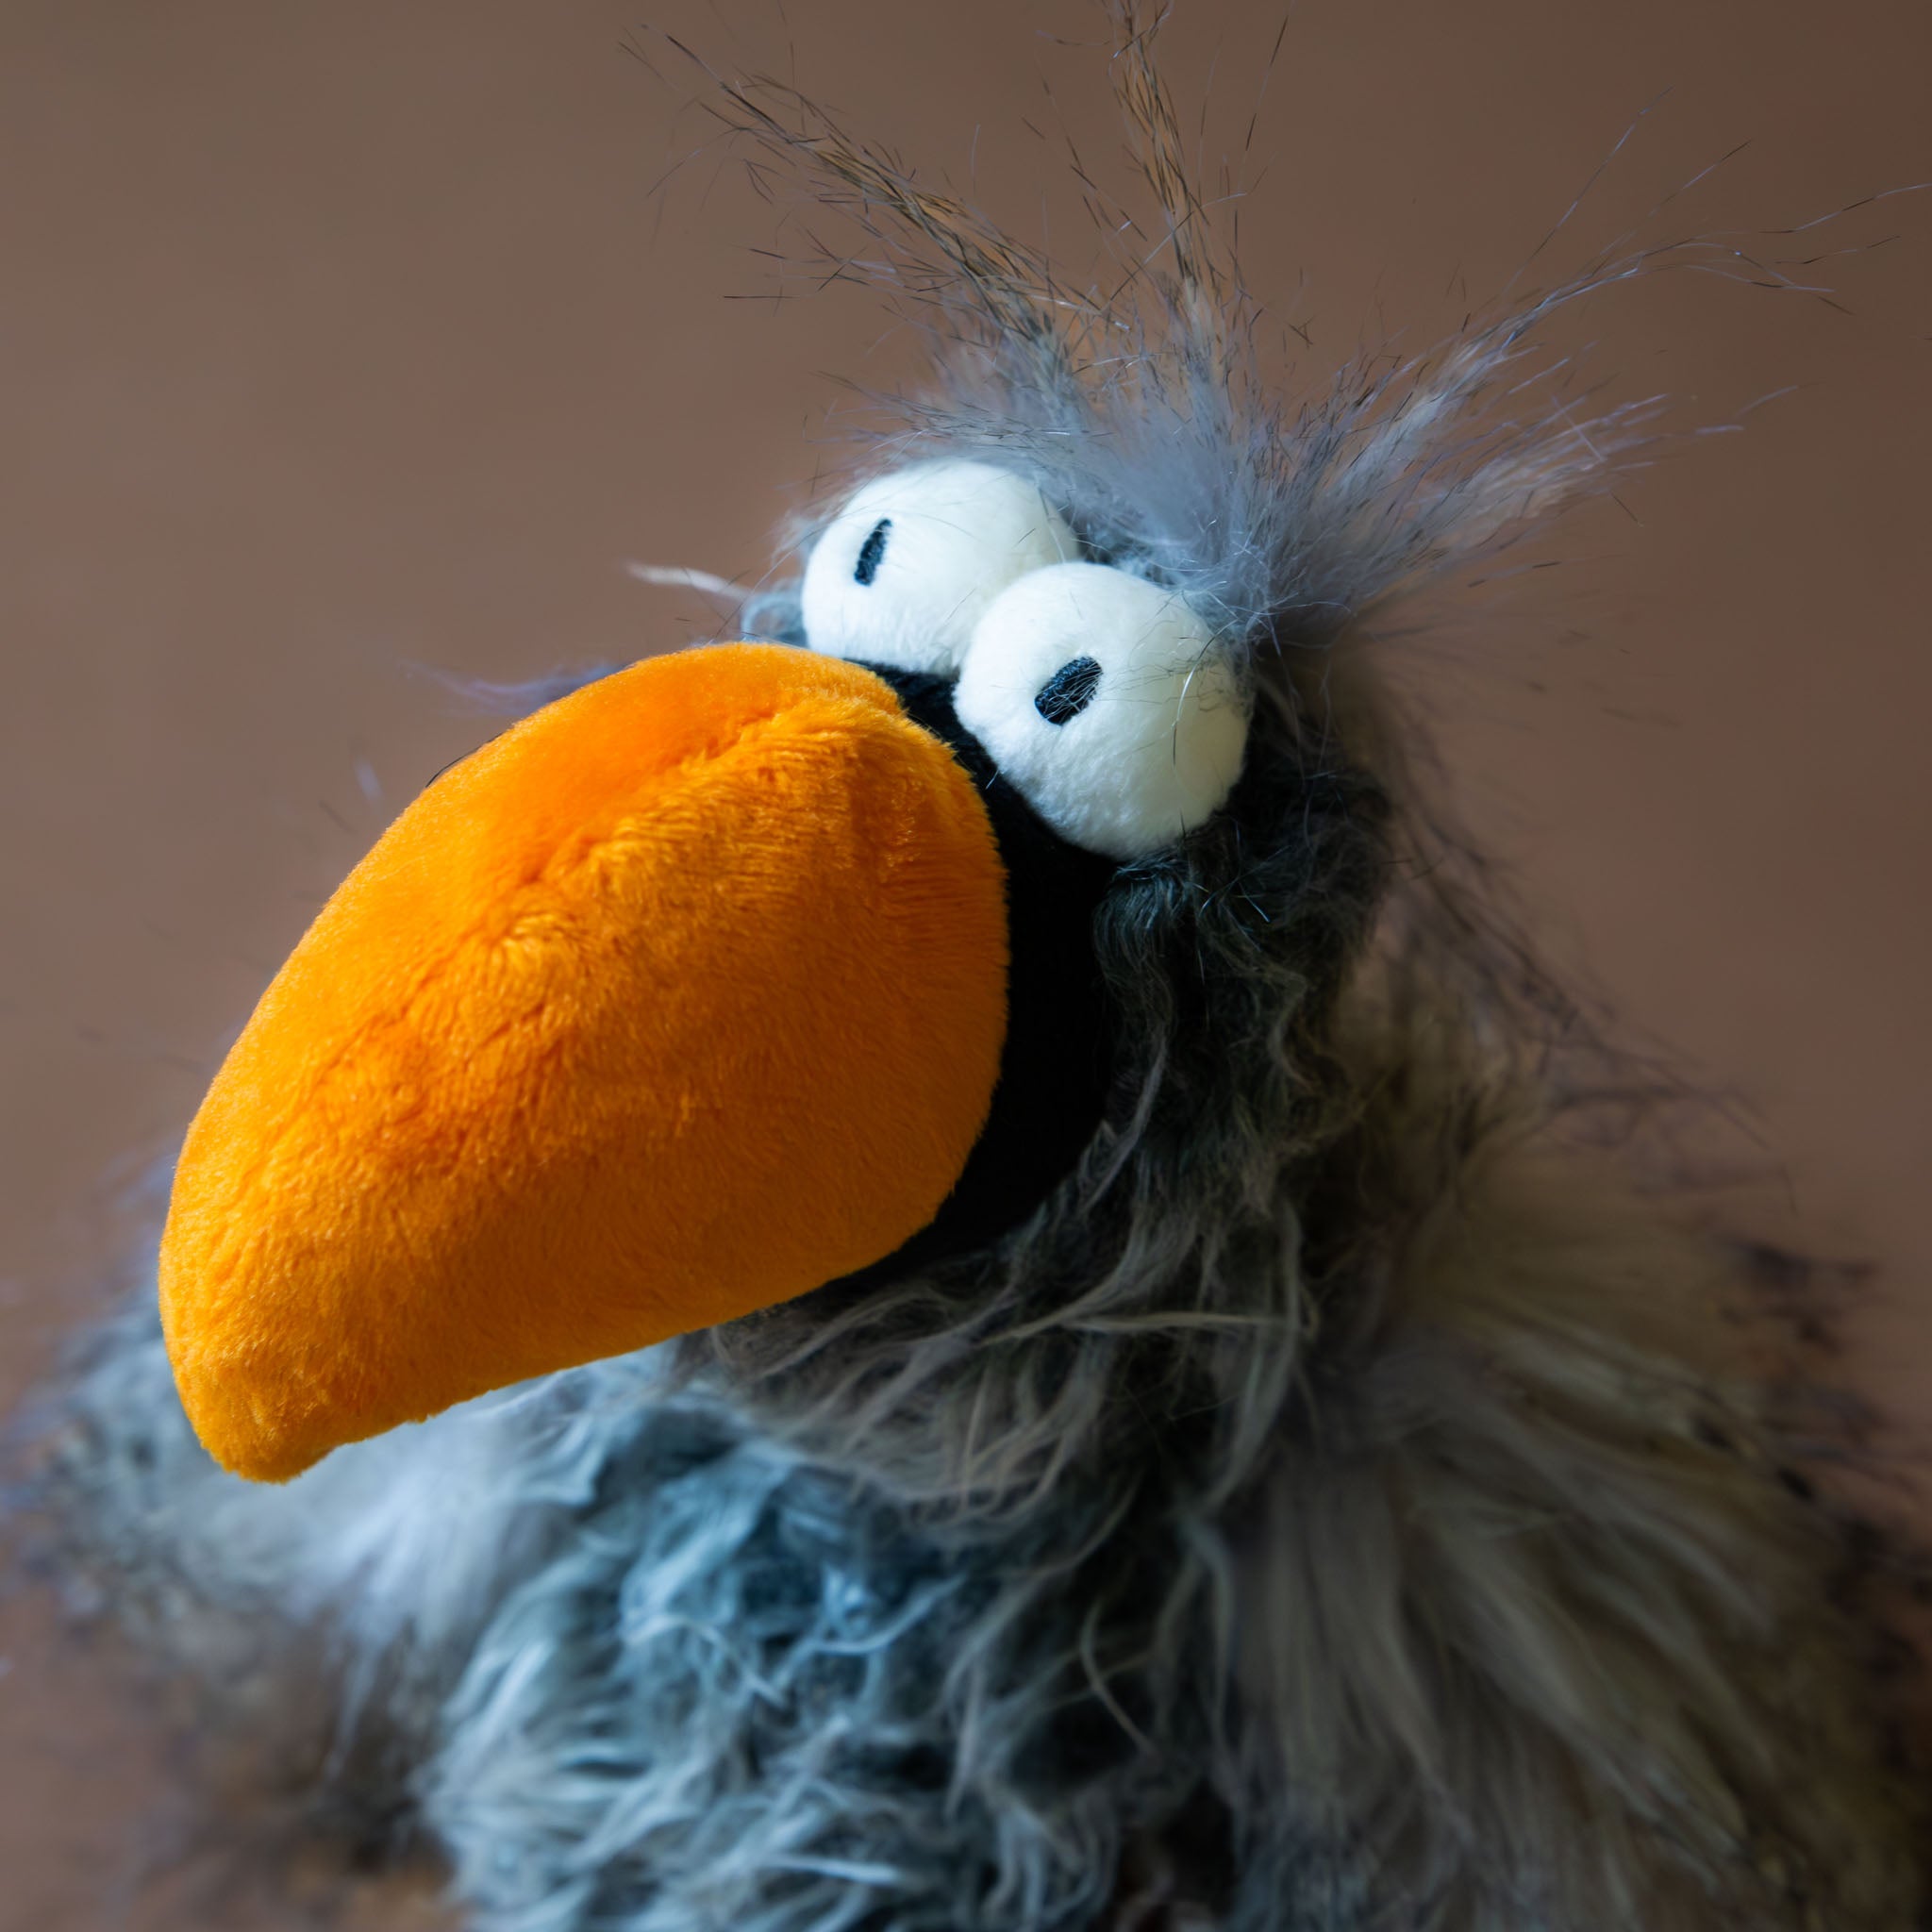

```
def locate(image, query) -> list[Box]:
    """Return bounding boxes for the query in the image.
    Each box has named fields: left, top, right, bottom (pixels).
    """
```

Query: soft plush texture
left=160, top=644, right=1009, bottom=1481
left=951, top=561, right=1249, bottom=860
left=822, top=664, right=1122, bottom=1286
left=800, top=460, right=1076, bottom=675
left=23, top=6, right=1931, bottom=1928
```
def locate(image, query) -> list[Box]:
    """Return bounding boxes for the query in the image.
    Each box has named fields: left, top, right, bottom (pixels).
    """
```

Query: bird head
left=158, top=452, right=1372, bottom=1482
left=160, top=27, right=1641, bottom=1486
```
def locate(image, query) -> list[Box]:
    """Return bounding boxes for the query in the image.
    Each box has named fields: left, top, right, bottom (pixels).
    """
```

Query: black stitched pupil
left=1034, top=656, right=1103, bottom=726
left=854, top=518, right=891, bottom=586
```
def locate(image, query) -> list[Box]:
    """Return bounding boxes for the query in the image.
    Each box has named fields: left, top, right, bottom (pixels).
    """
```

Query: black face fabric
left=823, top=665, right=1121, bottom=1289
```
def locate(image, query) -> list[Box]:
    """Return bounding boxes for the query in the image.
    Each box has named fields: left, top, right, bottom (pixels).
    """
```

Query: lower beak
left=160, top=644, right=1009, bottom=1481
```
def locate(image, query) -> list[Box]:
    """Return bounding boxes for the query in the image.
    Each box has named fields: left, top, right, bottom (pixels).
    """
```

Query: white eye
left=954, top=563, right=1248, bottom=860
left=801, top=461, right=1076, bottom=675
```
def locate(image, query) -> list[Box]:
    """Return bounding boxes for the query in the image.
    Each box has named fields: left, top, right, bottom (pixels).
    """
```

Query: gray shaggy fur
left=19, top=9, right=1928, bottom=1929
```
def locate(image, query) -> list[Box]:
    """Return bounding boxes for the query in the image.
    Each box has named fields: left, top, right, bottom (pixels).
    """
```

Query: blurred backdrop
left=1, top=2, right=1927, bottom=1925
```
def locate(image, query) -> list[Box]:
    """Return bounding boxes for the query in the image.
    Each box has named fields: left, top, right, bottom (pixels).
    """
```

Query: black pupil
left=1034, top=656, right=1103, bottom=726
left=854, top=518, right=891, bottom=586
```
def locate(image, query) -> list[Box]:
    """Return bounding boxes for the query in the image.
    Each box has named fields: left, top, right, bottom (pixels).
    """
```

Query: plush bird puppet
left=31, top=18, right=1929, bottom=1932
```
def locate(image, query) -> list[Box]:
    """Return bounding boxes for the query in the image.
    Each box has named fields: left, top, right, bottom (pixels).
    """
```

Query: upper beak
left=160, top=644, right=1009, bottom=1481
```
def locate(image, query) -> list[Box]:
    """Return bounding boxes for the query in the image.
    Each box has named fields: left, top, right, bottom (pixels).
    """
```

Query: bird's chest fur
left=424, top=1393, right=1249, bottom=1932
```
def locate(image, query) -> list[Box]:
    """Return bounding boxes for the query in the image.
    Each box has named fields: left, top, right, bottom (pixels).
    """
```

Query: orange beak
left=159, top=645, right=1009, bottom=1482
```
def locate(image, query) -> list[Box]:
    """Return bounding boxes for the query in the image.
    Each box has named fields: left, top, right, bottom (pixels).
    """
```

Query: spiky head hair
left=703, top=8, right=1658, bottom=648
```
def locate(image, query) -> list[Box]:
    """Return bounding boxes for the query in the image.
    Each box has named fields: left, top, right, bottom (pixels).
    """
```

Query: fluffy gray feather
left=20, top=8, right=1927, bottom=1929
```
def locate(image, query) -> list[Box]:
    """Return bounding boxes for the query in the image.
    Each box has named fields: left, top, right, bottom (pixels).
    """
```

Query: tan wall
left=1, top=3, right=1926, bottom=1924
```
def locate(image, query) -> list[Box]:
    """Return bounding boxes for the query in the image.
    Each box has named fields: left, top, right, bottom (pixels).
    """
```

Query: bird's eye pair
left=801, top=461, right=1249, bottom=860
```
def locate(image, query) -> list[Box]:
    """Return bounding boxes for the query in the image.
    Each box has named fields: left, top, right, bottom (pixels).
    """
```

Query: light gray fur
left=21, top=9, right=1926, bottom=1929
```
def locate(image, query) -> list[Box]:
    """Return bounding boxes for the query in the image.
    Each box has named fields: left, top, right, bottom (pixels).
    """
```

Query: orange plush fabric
left=160, top=644, right=1010, bottom=1482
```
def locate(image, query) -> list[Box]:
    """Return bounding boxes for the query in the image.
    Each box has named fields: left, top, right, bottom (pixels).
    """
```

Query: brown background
left=1, top=2, right=1927, bottom=1925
